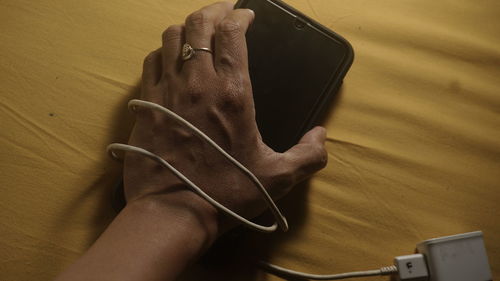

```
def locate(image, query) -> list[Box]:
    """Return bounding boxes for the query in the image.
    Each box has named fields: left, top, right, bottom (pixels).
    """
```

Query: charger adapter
left=258, top=231, right=493, bottom=280
left=416, top=231, right=492, bottom=281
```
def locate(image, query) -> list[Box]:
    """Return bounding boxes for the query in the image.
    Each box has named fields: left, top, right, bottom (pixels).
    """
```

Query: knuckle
left=216, top=81, right=245, bottom=113
left=312, top=145, right=328, bottom=169
left=186, top=10, right=210, bottom=28
left=218, top=94, right=244, bottom=114
left=219, top=79, right=240, bottom=96
left=162, top=25, right=183, bottom=42
left=143, top=51, right=157, bottom=66
left=217, top=52, right=237, bottom=67
left=184, top=78, right=205, bottom=104
left=217, top=19, right=241, bottom=35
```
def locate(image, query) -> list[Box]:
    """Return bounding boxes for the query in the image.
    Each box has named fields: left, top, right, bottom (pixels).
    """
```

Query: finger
left=141, top=48, right=163, bottom=104
left=142, top=48, right=162, bottom=87
left=183, top=2, right=234, bottom=73
left=281, top=126, right=328, bottom=185
left=162, top=25, right=185, bottom=77
left=214, top=9, right=255, bottom=74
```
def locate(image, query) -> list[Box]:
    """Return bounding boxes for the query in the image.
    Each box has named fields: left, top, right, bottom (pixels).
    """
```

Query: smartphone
left=235, top=0, right=354, bottom=152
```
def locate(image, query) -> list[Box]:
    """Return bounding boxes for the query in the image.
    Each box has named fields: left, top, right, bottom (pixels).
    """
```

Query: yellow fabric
left=1, top=0, right=498, bottom=280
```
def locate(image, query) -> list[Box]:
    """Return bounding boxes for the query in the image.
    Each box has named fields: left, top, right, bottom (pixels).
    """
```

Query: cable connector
left=394, top=254, right=429, bottom=280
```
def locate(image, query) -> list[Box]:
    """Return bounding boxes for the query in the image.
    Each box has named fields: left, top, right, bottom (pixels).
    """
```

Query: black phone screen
left=237, top=0, right=353, bottom=152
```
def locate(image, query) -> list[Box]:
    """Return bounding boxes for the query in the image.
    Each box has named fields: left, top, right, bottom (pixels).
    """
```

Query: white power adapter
left=416, top=231, right=492, bottom=281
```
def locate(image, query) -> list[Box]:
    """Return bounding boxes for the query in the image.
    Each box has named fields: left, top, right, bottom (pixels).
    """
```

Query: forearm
left=55, top=190, right=218, bottom=281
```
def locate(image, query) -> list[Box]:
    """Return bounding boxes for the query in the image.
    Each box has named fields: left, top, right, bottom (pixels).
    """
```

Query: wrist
left=127, top=189, right=220, bottom=252
left=56, top=189, right=220, bottom=281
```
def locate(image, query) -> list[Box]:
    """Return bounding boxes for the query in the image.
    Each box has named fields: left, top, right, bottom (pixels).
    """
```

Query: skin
left=55, top=2, right=327, bottom=281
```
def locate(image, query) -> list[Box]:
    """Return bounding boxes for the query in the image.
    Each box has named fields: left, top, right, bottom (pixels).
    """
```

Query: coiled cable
left=107, top=99, right=398, bottom=280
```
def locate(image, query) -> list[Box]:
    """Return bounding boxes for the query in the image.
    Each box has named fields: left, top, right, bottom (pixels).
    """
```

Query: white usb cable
left=260, top=262, right=398, bottom=280
left=107, top=99, right=288, bottom=233
left=107, top=99, right=425, bottom=280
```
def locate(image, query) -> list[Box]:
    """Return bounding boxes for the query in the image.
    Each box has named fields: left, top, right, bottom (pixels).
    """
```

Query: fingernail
left=247, top=9, right=255, bottom=17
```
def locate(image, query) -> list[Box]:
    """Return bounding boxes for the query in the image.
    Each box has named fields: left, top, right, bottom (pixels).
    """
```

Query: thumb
left=282, top=126, right=328, bottom=185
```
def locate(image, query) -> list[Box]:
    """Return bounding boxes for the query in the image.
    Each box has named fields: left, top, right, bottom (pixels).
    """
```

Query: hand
left=55, top=2, right=328, bottom=281
left=124, top=1, right=327, bottom=237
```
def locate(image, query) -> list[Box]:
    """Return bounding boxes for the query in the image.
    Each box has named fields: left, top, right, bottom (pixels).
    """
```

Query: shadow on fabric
left=178, top=86, right=344, bottom=281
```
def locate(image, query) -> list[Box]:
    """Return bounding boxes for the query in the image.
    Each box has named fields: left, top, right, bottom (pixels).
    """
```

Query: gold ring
left=181, top=43, right=213, bottom=61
